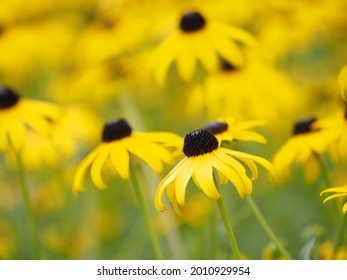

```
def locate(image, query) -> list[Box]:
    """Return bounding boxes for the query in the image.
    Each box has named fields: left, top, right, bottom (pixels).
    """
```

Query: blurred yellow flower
left=73, top=118, right=181, bottom=192
left=155, top=129, right=274, bottom=214
left=185, top=59, right=300, bottom=133
left=314, top=108, right=347, bottom=160
left=338, top=64, right=347, bottom=101
left=203, top=118, right=266, bottom=144
left=321, top=185, right=347, bottom=214
left=151, top=10, right=255, bottom=85
left=317, top=240, right=347, bottom=260
left=19, top=105, right=102, bottom=170
left=273, top=117, right=337, bottom=182
left=0, top=87, right=61, bottom=153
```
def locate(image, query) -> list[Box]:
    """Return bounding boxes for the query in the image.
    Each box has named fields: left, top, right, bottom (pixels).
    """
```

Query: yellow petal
left=212, top=36, right=244, bottom=67
left=222, top=148, right=275, bottom=179
left=322, top=193, right=347, bottom=204
left=90, top=145, right=109, bottom=189
left=175, top=158, right=194, bottom=206
left=211, top=21, right=257, bottom=47
left=125, top=137, right=171, bottom=173
left=321, top=186, right=347, bottom=195
left=155, top=157, right=187, bottom=211
left=193, top=33, right=219, bottom=72
left=73, top=145, right=103, bottom=193
left=232, top=130, right=267, bottom=144
left=175, top=37, right=196, bottom=81
left=193, top=155, right=221, bottom=199
left=151, top=35, right=179, bottom=86
left=342, top=203, right=347, bottom=214
left=211, top=150, right=252, bottom=197
left=109, top=142, right=129, bottom=179
left=6, top=119, right=26, bottom=152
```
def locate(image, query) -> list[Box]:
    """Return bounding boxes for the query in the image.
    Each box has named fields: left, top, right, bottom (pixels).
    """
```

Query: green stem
left=246, top=196, right=291, bottom=260
left=129, top=164, right=164, bottom=260
left=15, top=153, right=41, bottom=259
left=314, top=153, right=332, bottom=189
left=208, top=205, right=217, bottom=259
left=216, top=197, right=241, bottom=260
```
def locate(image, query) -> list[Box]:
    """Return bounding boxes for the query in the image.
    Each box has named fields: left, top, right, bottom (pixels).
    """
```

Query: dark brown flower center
left=203, top=121, right=228, bottom=135
left=179, top=11, right=206, bottom=32
left=102, top=119, right=132, bottom=142
left=0, top=87, right=20, bottom=109
left=183, top=129, right=218, bottom=157
left=220, top=59, right=238, bottom=72
left=293, top=117, right=317, bottom=135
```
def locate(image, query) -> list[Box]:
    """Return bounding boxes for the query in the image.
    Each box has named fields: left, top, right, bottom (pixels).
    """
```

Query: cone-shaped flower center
left=180, top=11, right=206, bottom=32
left=203, top=121, right=228, bottom=135
left=183, top=129, right=219, bottom=157
left=102, top=119, right=132, bottom=142
left=220, top=59, right=238, bottom=72
left=0, top=87, right=20, bottom=109
left=293, top=117, right=317, bottom=135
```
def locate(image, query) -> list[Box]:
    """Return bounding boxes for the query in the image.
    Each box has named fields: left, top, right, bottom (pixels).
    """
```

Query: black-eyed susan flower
left=321, top=185, right=347, bottom=214
left=73, top=118, right=181, bottom=192
left=0, top=87, right=61, bottom=153
left=151, top=10, right=256, bottom=85
left=155, top=129, right=274, bottom=213
left=203, top=118, right=267, bottom=144
left=272, top=117, right=337, bottom=182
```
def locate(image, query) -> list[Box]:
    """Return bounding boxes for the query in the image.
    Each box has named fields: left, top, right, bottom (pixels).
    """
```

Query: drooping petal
left=222, top=148, right=275, bottom=179
left=210, top=150, right=252, bottom=197
left=90, top=144, right=109, bottom=190
left=155, top=157, right=187, bottom=211
left=73, top=145, right=104, bottom=193
left=321, top=186, right=347, bottom=195
left=193, top=155, right=221, bottom=199
left=175, top=158, right=194, bottom=206
left=322, top=193, right=347, bottom=204
left=109, top=142, right=129, bottom=179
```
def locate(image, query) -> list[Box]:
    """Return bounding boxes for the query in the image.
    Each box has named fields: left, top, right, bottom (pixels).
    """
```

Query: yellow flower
left=317, top=240, right=347, bottom=259
left=203, top=118, right=267, bottom=144
left=0, top=87, right=61, bottom=153
left=155, top=129, right=274, bottom=214
left=321, top=185, right=347, bottom=214
left=272, top=117, right=337, bottom=182
left=151, top=10, right=256, bottom=85
left=73, top=118, right=181, bottom=192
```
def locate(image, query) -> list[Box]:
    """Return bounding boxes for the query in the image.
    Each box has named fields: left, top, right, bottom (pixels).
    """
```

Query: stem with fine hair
left=245, top=196, right=291, bottom=259
left=129, top=163, right=164, bottom=260
left=15, top=152, right=41, bottom=259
